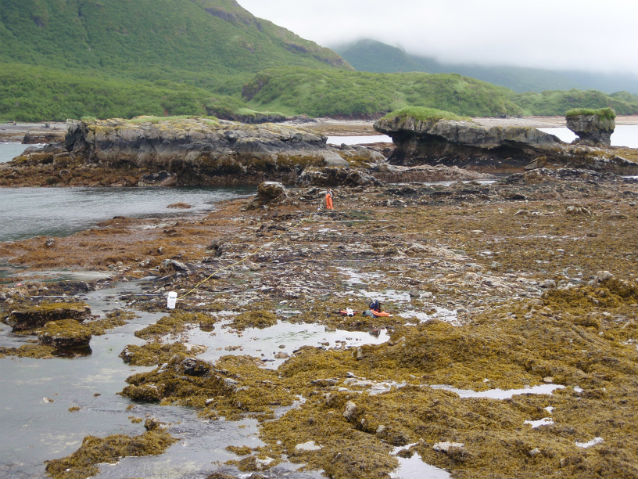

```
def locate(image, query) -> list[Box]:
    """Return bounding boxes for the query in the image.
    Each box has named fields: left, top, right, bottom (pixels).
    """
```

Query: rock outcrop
left=374, top=114, right=638, bottom=175
left=247, top=181, right=288, bottom=208
left=1, top=117, right=389, bottom=187
left=374, top=115, right=562, bottom=170
left=566, top=108, right=615, bottom=146
left=62, top=118, right=353, bottom=185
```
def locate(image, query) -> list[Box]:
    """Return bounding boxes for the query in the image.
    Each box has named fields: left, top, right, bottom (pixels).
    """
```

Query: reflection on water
left=0, top=280, right=391, bottom=478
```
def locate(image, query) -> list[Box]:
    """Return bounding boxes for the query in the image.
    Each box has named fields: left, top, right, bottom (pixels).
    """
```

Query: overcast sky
left=238, top=0, right=637, bottom=74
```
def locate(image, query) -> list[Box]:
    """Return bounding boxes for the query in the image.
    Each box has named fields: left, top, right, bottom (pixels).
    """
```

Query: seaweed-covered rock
left=179, top=357, right=212, bottom=376
left=45, top=428, right=177, bottom=479
left=37, top=319, right=92, bottom=351
left=251, top=181, right=287, bottom=207
left=5, top=301, right=91, bottom=332
left=566, top=108, right=615, bottom=146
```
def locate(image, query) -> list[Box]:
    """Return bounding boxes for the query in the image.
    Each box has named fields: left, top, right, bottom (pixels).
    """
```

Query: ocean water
left=540, top=124, right=637, bottom=148
left=0, top=142, right=44, bottom=162
left=0, top=186, right=253, bottom=242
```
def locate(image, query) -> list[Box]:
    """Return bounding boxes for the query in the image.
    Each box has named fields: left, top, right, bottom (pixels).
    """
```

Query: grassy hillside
left=335, top=39, right=638, bottom=95
left=1, top=2, right=636, bottom=121
left=0, top=62, right=220, bottom=121
left=242, top=68, right=638, bottom=118
left=513, top=90, right=638, bottom=116
left=0, top=0, right=353, bottom=120
left=0, top=0, right=348, bottom=77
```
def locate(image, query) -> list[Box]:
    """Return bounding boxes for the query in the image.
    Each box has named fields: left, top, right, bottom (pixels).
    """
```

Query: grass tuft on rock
left=565, top=107, right=616, bottom=120
left=381, top=106, right=471, bottom=123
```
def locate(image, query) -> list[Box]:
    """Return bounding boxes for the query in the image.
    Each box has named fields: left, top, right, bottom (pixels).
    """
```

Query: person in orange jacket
left=325, top=189, right=334, bottom=210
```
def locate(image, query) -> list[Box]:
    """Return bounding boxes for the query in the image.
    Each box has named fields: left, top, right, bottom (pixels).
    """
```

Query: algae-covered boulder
left=252, top=181, right=287, bottom=207
left=6, top=301, right=91, bottom=332
left=45, top=428, right=177, bottom=479
left=566, top=107, right=616, bottom=146
left=37, top=319, right=92, bottom=351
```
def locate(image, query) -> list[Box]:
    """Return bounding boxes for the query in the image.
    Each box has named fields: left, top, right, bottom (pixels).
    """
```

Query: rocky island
left=0, top=110, right=637, bottom=479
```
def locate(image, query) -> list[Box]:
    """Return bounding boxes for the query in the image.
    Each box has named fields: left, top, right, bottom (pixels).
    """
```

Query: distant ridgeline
left=335, top=38, right=638, bottom=95
left=0, top=1, right=636, bottom=121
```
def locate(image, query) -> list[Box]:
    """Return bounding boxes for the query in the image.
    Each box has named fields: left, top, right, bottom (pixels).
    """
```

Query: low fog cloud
left=238, top=0, right=637, bottom=74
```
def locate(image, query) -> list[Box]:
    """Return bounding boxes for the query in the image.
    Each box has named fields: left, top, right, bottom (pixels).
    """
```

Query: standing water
left=0, top=187, right=253, bottom=242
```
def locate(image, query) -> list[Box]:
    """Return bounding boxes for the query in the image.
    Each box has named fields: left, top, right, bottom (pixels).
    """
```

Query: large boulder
left=248, top=181, right=288, bottom=208
left=5, top=302, right=91, bottom=332
left=566, top=108, right=615, bottom=146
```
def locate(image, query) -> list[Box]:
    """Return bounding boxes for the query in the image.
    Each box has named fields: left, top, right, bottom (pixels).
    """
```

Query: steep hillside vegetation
left=241, top=68, right=638, bottom=118
left=0, top=0, right=348, bottom=76
left=1, top=2, right=636, bottom=121
left=0, top=0, right=350, bottom=120
left=335, top=39, right=638, bottom=94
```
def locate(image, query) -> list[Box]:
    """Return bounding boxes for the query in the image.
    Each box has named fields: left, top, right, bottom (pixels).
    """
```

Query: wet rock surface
left=1, top=168, right=637, bottom=478
left=37, top=318, right=92, bottom=351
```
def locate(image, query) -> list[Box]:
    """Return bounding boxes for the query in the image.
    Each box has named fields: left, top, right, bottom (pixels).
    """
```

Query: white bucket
left=166, top=291, right=178, bottom=309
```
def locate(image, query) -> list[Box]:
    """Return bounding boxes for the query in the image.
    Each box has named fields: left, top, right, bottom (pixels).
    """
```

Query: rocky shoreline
left=1, top=115, right=637, bottom=479
left=1, top=166, right=638, bottom=478
left=2, top=115, right=637, bottom=188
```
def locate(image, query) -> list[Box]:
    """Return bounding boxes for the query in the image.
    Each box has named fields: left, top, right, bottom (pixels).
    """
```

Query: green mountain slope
left=0, top=0, right=348, bottom=77
left=335, top=39, right=638, bottom=95
left=242, top=67, right=638, bottom=118
left=0, top=0, right=352, bottom=120
left=1, top=2, right=636, bottom=121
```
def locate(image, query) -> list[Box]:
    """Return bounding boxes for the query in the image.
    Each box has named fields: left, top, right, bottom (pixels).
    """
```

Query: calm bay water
left=0, top=186, right=253, bottom=242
